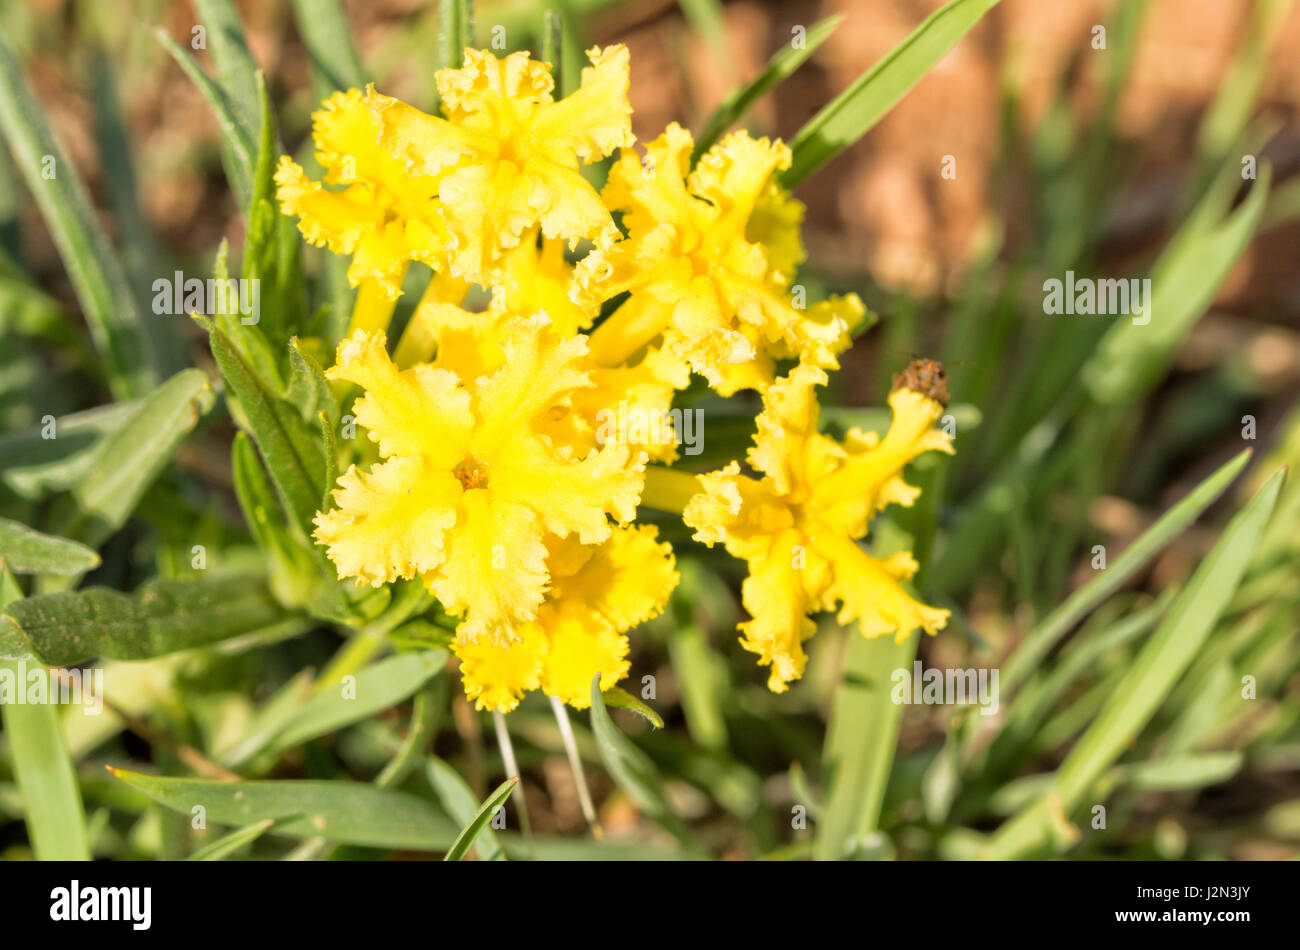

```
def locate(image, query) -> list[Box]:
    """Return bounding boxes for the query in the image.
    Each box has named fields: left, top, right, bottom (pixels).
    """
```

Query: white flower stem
left=550, top=695, right=603, bottom=838
left=492, top=709, right=532, bottom=841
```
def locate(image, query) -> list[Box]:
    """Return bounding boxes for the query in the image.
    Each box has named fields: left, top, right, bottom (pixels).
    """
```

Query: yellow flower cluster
left=277, top=44, right=952, bottom=710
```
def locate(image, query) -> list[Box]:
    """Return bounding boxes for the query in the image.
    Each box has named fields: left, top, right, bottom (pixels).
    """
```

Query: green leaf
left=426, top=755, right=503, bottom=860
left=985, top=467, right=1286, bottom=858
left=187, top=818, right=277, bottom=860
left=693, top=15, right=841, bottom=159
left=999, top=448, right=1252, bottom=693
left=443, top=777, right=517, bottom=861
left=49, top=369, right=215, bottom=550
left=290, top=0, right=367, bottom=97
left=588, top=674, right=692, bottom=846
left=0, top=567, right=90, bottom=859
left=0, top=574, right=288, bottom=666
left=193, top=0, right=261, bottom=133
left=1116, top=752, right=1243, bottom=792
left=270, top=650, right=447, bottom=753
left=288, top=337, right=338, bottom=434
left=438, top=0, right=475, bottom=75
left=1083, top=167, right=1271, bottom=406
left=0, top=30, right=155, bottom=397
left=211, top=326, right=323, bottom=529
left=153, top=27, right=255, bottom=208
left=0, top=518, right=100, bottom=575
left=816, top=515, right=927, bottom=860
left=0, top=401, right=138, bottom=488
left=109, top=769, right=457, bottom=851
left=782, top=0, right=1001, bottom=187
left=600, top=685, right=664, bottom=729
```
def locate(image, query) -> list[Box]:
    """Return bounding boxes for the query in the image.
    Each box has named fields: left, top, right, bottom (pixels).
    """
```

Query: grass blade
left=0, top=567, right=90, bottom=859
left=782, top=0, right=1001, bottom=187
left=1000, top=448, right=1252, bottom=692
left=443, top=776, right=517, bottom=861
left=588, top=674, right=693, bottom=846
left=291, top=0, right=367, bottom=96
left=0, top=30, right=154, bottom=397
left=187, top=818, right=277, bottom=860
left=109, top=768, right=457, bottom=851
left=693, top=15, right=840, bottom=159
left=270, top=650, right=446, bottom=753
left=985, top=467, right=1286, bottom=858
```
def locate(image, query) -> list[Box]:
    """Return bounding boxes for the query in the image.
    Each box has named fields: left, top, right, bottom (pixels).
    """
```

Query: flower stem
left=346, top=269, right=406, bottom=338
left=392, top=270, right=470, bottom=368
left=550, top=695, right=603, bottom=838
left=641, top=465, right=702, bottom=514
left=492, top=710, right=533, bottom=842
left=587, top=298, right=671, bottom=366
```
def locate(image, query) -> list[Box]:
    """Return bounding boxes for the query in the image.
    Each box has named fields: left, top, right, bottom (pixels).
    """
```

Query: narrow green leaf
left=588, top=674, right=692, bottom=845
left=50, top=369, right=214, bottom=550
left=211, top=326, right=323, bottom=529
left=0, top=401, right=137, bottom=481
left=0, top=574, right=287, bottom=666
left=187, top=818, right=277, bottom=860
left=693, top=15, right=841, bottom=159
left=109, top=769, right=457, bottom=850
left=427, top=755, right=503, bottom=860
left=0, top=30, right=154, bottom=397
left=154, top=28, right=255, bottom=207
left=1000, top=449, right=1252, bottom=692
left=291, top=0, right=367, bottom=96
left=986, top=468, right=1286, bottom=858
left=782, top=0, right=1001, bottom=187
left=600, top=685, right=664, bottom=729
left=271, top=650, right=446, bottom=752
left=1116, top=752, right=1243, bottom=792
left=1083, top=167, right=1271, bottom=406
left=193, top=0, right=261, bottom=130
left=438, top=0, right=475, bottom=75
left=0, top=518, right=100, bottom=575
left=443, top=777, right=517, bottom=861
left=0, top=567, right=90, bottom=859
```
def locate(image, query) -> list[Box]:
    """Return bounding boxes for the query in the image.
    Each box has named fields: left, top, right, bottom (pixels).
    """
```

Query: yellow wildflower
left=677, top=361, right=954, bottom=691
left=365, top=46, right=634, bottom=285
left=312, top=316, right=644, bottom=642
left=454, top=525, right=678, bottom=711
left=274, top=89, right=452, bottom=299
left=577, top=123, right=864, bottom=393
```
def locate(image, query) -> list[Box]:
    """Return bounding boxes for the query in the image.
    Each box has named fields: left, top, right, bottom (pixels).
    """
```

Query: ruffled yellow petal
left=313, top=457, right=460, bottom=586
left=683, top=462, right=793, bottom=561
left=553, top=524, right=678, bottom=630
left=454, top=621, right=547, bottom=712
left=578, top=124, right=850, bottom=386
left=432, top=490, right=549, bottom=641
left=816, top=536, right=950, bottom=643
left=538, top=613, right=630, bottom=708
left=469, top=316, right=593, bottom=452
left=492, top=436, right=642, bottom=543
left=492, top=230, right=595, bottom=336
left=526, top=45, right=635, bottom=164
left=745, top=178, right=806, bottom=287
left=370, top=48, right=628, bottom=284
left=325, top=330, right=473, bottom=465
left=736, top=530, right=817, bottom=692
left=815, top=386, right=954, bottom=536
left=276, top=90, right=453, bottom=299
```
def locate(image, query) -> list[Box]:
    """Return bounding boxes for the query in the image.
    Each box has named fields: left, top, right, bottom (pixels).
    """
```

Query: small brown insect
left=891, top=357, right=950, bottom=406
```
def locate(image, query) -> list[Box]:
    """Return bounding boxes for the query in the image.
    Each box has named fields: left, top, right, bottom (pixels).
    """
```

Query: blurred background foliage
left=1, top=0, right=1299, bottom=861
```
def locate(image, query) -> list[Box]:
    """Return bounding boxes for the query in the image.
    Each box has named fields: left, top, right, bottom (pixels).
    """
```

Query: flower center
left=453, top=455, right=490, bottom=491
